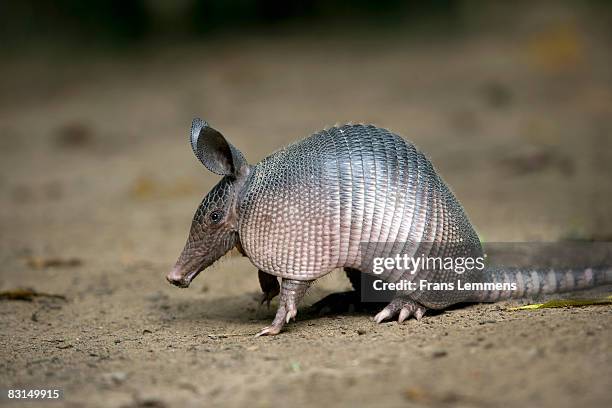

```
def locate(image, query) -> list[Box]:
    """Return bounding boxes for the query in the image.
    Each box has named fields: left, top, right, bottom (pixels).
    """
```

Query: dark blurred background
left=2, top=1, right=609, bottom=48
left=0, top=0, right=502, bottom=48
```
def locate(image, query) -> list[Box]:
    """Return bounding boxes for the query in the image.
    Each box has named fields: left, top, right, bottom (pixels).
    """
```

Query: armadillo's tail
left=470, top=266, right=612, bottom=302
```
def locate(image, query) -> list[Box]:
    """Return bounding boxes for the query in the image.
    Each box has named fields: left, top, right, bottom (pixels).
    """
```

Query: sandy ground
left=1, top=6, right=612, bottom=408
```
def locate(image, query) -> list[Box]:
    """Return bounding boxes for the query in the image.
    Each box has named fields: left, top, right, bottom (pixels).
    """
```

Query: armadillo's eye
left=209, top=210, right=223, bottom=224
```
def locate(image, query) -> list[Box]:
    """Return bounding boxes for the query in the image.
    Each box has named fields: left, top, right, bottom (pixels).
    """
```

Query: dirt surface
left=1, top=6, right=612, bottom=408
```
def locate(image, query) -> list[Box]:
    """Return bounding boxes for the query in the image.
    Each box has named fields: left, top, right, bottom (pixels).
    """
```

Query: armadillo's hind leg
left=256, top=278, right=312, bottom=337
left=374, top=296, right=428, bottom=324
left=258, top=270, right=280, bottom=307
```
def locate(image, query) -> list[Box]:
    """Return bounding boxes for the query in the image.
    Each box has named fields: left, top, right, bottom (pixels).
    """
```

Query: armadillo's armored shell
left=238, top=124, right=481, bottom=305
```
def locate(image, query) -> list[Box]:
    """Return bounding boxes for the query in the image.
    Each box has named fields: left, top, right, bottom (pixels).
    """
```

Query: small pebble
left=429, top=348, right=448, bottom=358
left=479, top=319, right=497, bottom=325
left=102, top=371, right=127, bottom=385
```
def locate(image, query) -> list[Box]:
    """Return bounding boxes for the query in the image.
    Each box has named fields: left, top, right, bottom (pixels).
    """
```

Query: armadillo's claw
left=398, top=304, right=427, bottom=323
left=373, top=297, right=404, bottom=323
left=373, top=308, right=393, bottom=323
left=414, top=306, right=426, bottom=321
left=285, top=307, right=297, bottom=323
left=373, top=297, right=427, bottom=324
left=397, top=307, right=412, bottom=323
left=255, top=325, right=281, bottom=337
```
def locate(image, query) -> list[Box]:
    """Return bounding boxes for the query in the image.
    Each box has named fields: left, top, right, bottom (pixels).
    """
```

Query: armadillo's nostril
left=166, top=267, right=188, bottom=287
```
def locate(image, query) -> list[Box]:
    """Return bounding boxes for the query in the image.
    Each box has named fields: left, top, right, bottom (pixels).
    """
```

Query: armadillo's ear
left=190, top=118, right=248, bottom=177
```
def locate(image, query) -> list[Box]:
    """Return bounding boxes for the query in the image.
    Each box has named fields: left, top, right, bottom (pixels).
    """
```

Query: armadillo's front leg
left=258, top=270, right=280, bottom=307
left=256, top=278, right=312, bottom=336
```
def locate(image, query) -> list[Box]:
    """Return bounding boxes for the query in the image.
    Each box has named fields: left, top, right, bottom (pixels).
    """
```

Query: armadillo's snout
left=166, top=266, right=191, bottom=288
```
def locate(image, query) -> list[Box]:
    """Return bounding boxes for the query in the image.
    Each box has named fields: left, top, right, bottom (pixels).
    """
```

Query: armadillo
left=166, top=119, right=611, bottom=336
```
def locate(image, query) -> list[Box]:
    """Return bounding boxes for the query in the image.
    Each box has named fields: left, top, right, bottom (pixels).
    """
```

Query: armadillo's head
left=167, top=119, right=250, bottom=288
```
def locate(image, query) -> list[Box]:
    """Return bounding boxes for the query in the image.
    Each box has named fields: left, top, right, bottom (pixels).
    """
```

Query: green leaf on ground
left=508, top=295, right=612, bottom=310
